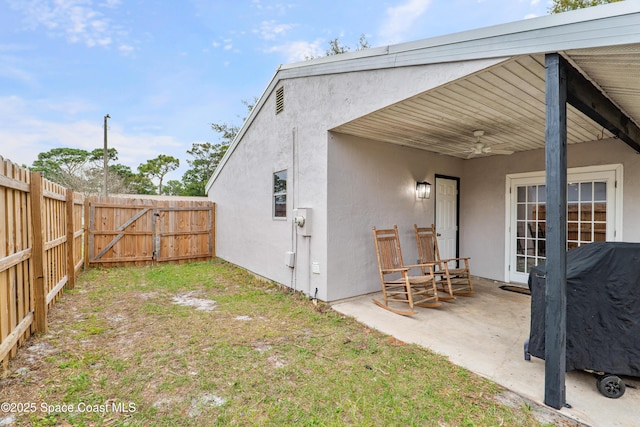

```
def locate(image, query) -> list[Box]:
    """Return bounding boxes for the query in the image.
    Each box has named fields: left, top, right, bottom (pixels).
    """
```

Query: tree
left=138, top=154, right=180, bottom=195
left=325, top=38, right=350, bottom=55
left=108, top=164, right=156, bottom=195
left=162, top=180, right=186, bottom=196
left=180, top=142, right=230, bottom=196
left=179, top=99, right=256, bottom=196
left=326, top=34, right=370, bottom=56
left=126, top=173, right=157, bottom=195
left=31, top=147, right=119, bottom=195
left=306, top=34, right=370, bottom=60
left=549, top=0, right=621, bottom=13
left=30, top=147, right=168, bottom=195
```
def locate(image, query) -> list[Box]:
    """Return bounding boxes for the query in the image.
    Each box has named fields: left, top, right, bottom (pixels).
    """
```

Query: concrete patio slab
left=331, top=277, right=639, bottom=427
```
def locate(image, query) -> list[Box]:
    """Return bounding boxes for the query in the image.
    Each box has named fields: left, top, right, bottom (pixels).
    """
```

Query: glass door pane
left=514, top=179, right=607, bottom=273
left=567, top=180, right=607, bottom=250
left=509, top=165, right=619, bottom=284
left=515, top=184, right=546, bottom=274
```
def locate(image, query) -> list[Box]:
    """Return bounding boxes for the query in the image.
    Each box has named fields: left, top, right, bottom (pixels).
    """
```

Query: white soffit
left=331, top=43, right=640, bottom=159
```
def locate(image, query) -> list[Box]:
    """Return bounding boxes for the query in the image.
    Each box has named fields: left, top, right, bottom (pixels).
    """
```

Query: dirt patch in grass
left=0, top=260, right=586, bottom=426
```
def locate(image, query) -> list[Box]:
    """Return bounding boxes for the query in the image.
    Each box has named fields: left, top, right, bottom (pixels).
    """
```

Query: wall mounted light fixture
left=416, top=181, right=431, bottom=199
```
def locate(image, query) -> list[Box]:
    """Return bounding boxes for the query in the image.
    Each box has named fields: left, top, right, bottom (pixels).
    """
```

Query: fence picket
left=0, top=161, right=85, bottom=369
left=29, top=171, right=46, bottom=334
left=1, top=157, right=215, bottom=369
left=87, top=196, right=215, bottom=266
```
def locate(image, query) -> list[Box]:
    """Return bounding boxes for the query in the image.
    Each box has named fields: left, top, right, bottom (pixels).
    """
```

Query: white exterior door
left=506, top=164, right=622, bottom=283
left=435, top=177, right=458, bottom=265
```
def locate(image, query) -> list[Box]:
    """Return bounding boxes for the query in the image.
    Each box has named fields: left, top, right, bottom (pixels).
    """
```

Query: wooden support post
left=66, top=188, right=75, bottom=290
left=544, top=53, right=568, bottom=409
left=29, top=171, right=47, bottom=334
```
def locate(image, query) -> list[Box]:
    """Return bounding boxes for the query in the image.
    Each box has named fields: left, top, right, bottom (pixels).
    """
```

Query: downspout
left=290, top=127, right=297, bottom=292
left=291, top=126, right=313, bottom=299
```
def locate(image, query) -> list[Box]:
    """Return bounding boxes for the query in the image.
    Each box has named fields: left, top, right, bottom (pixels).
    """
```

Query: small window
left=275, top=87, right=284, bottom=114
left=273, top=170, right=287, bottom=218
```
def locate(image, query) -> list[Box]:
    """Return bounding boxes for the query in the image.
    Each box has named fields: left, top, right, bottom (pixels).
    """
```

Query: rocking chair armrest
left=439, top=257, right=470, bottom=263
left=403, top=263, right=436, bottom=269
left=381, top=267, right=410, bottom=273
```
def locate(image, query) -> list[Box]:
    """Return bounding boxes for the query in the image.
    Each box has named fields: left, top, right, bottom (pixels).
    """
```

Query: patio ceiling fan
left=465, top=130, right=514, bottom=159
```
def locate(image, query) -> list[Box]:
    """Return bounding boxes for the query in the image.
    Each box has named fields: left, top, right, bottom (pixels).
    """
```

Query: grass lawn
left=1, top=259, right=566, bottom=426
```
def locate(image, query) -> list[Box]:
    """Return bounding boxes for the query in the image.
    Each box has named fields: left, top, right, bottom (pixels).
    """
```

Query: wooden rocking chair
left=372, top=225, right=441, bottom=316
left=414, top=224, right=474, bottom=296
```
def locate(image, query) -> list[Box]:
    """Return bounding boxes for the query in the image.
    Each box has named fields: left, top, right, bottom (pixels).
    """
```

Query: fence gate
left=87, top=197, right=215, bottom=266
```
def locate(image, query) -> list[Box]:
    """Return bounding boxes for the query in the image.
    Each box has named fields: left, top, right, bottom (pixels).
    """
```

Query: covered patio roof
left=326, top=4, right=640, bottom=410
left=207, top=1, right=640, bottom=191
left=330, top=44, right=640, bottom=158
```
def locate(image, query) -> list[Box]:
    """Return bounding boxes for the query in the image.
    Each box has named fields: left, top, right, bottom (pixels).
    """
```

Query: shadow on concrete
left=331, top=277, right=639, bottom=427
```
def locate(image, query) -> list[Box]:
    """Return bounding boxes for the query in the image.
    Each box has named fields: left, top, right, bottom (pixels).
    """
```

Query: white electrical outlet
left=311, top=262, right=320, bottom=274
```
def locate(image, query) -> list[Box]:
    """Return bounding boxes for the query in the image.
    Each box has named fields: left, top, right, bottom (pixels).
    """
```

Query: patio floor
left=331, top=277, right=640, bottom=427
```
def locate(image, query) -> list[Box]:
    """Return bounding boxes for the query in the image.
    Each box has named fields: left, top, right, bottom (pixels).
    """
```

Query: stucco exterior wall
left=324, top=136, right=640, bottom=300
left=461, top=138, right=640, bottom=282
left=209, top=52, right=640, bottom=302
left=207, top=86, right=296, bottom=288
left=326, top=134, right=463, bottom=301
left=209, top=58, right=503, bottom=301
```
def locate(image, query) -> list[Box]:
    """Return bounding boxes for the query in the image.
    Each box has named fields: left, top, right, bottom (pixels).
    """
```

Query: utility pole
left=103, top=114, right=110, bottom=196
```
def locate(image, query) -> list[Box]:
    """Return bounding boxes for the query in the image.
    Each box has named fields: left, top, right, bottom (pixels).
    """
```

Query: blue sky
left=0, top=0, right=551, bottom=182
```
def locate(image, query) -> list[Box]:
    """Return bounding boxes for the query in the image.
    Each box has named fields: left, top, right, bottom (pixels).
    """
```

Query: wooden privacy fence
left=1, top=156, right=216, bottom=369
left=0, top=158, right=84, bottom=368
left=86, top=196, right=215, bottom=267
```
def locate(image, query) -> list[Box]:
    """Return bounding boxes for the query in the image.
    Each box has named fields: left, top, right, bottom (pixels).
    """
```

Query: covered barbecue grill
left=527, top=242, right=640, bottom=398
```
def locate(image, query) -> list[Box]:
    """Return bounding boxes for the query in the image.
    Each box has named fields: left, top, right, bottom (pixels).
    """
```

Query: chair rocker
left=414, top=224, right=474, bottom=296
left=372, top=225, right=441, bottom=316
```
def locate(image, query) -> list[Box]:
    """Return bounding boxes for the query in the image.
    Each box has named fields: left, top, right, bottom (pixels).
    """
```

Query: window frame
left=273, top=169, right=287, bottom=219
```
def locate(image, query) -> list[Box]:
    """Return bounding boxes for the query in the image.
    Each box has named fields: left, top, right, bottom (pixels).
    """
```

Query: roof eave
left=205, top=1, right=640, bottom=192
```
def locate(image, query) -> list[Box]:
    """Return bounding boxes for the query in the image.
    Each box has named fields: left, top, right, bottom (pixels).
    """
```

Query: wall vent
left=275, top=86, right=284, bottom=114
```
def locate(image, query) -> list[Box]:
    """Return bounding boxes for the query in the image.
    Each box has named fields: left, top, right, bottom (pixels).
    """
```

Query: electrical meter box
left=284, top=251, right=295, bottom=267
left=293, top=208, right=311, bottom=236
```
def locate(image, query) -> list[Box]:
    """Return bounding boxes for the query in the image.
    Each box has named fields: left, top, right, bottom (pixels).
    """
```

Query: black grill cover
left=528, top=242, right=640, bottom=376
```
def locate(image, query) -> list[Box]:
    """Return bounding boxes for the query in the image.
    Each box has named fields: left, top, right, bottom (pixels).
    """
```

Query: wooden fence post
left=29, top=172, right=47, bottom=334
left=211, top=202, right=216, bottom=258
left=66, top=188, right=75, bottom=290
left=84, top=198, right=90, bottom=270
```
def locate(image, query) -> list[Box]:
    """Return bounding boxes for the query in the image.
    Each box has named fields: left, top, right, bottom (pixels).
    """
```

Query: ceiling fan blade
left=491, top=149, right=514, bottom=155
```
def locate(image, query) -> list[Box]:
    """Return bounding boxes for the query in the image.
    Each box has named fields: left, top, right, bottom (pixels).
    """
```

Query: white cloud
left=211, top=38, right=232, bottom=50
left=379, top=0, right=432, bottom=44
left=7, top=0, right=126, bottom=49
left=0, top=96, right=183, bottom=171
left=251, top=0, right=292, bottom=15
left=256, top=20, right=296, bottom=40
left=118, top=44, right=134, bottom=54
left=100, top=0, right=121, bottom=7
left=37, top=98, right=96, bottom=116
left=0, top=52, right=35, bottom=86
left=265, top=39, right=324, bottom=63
